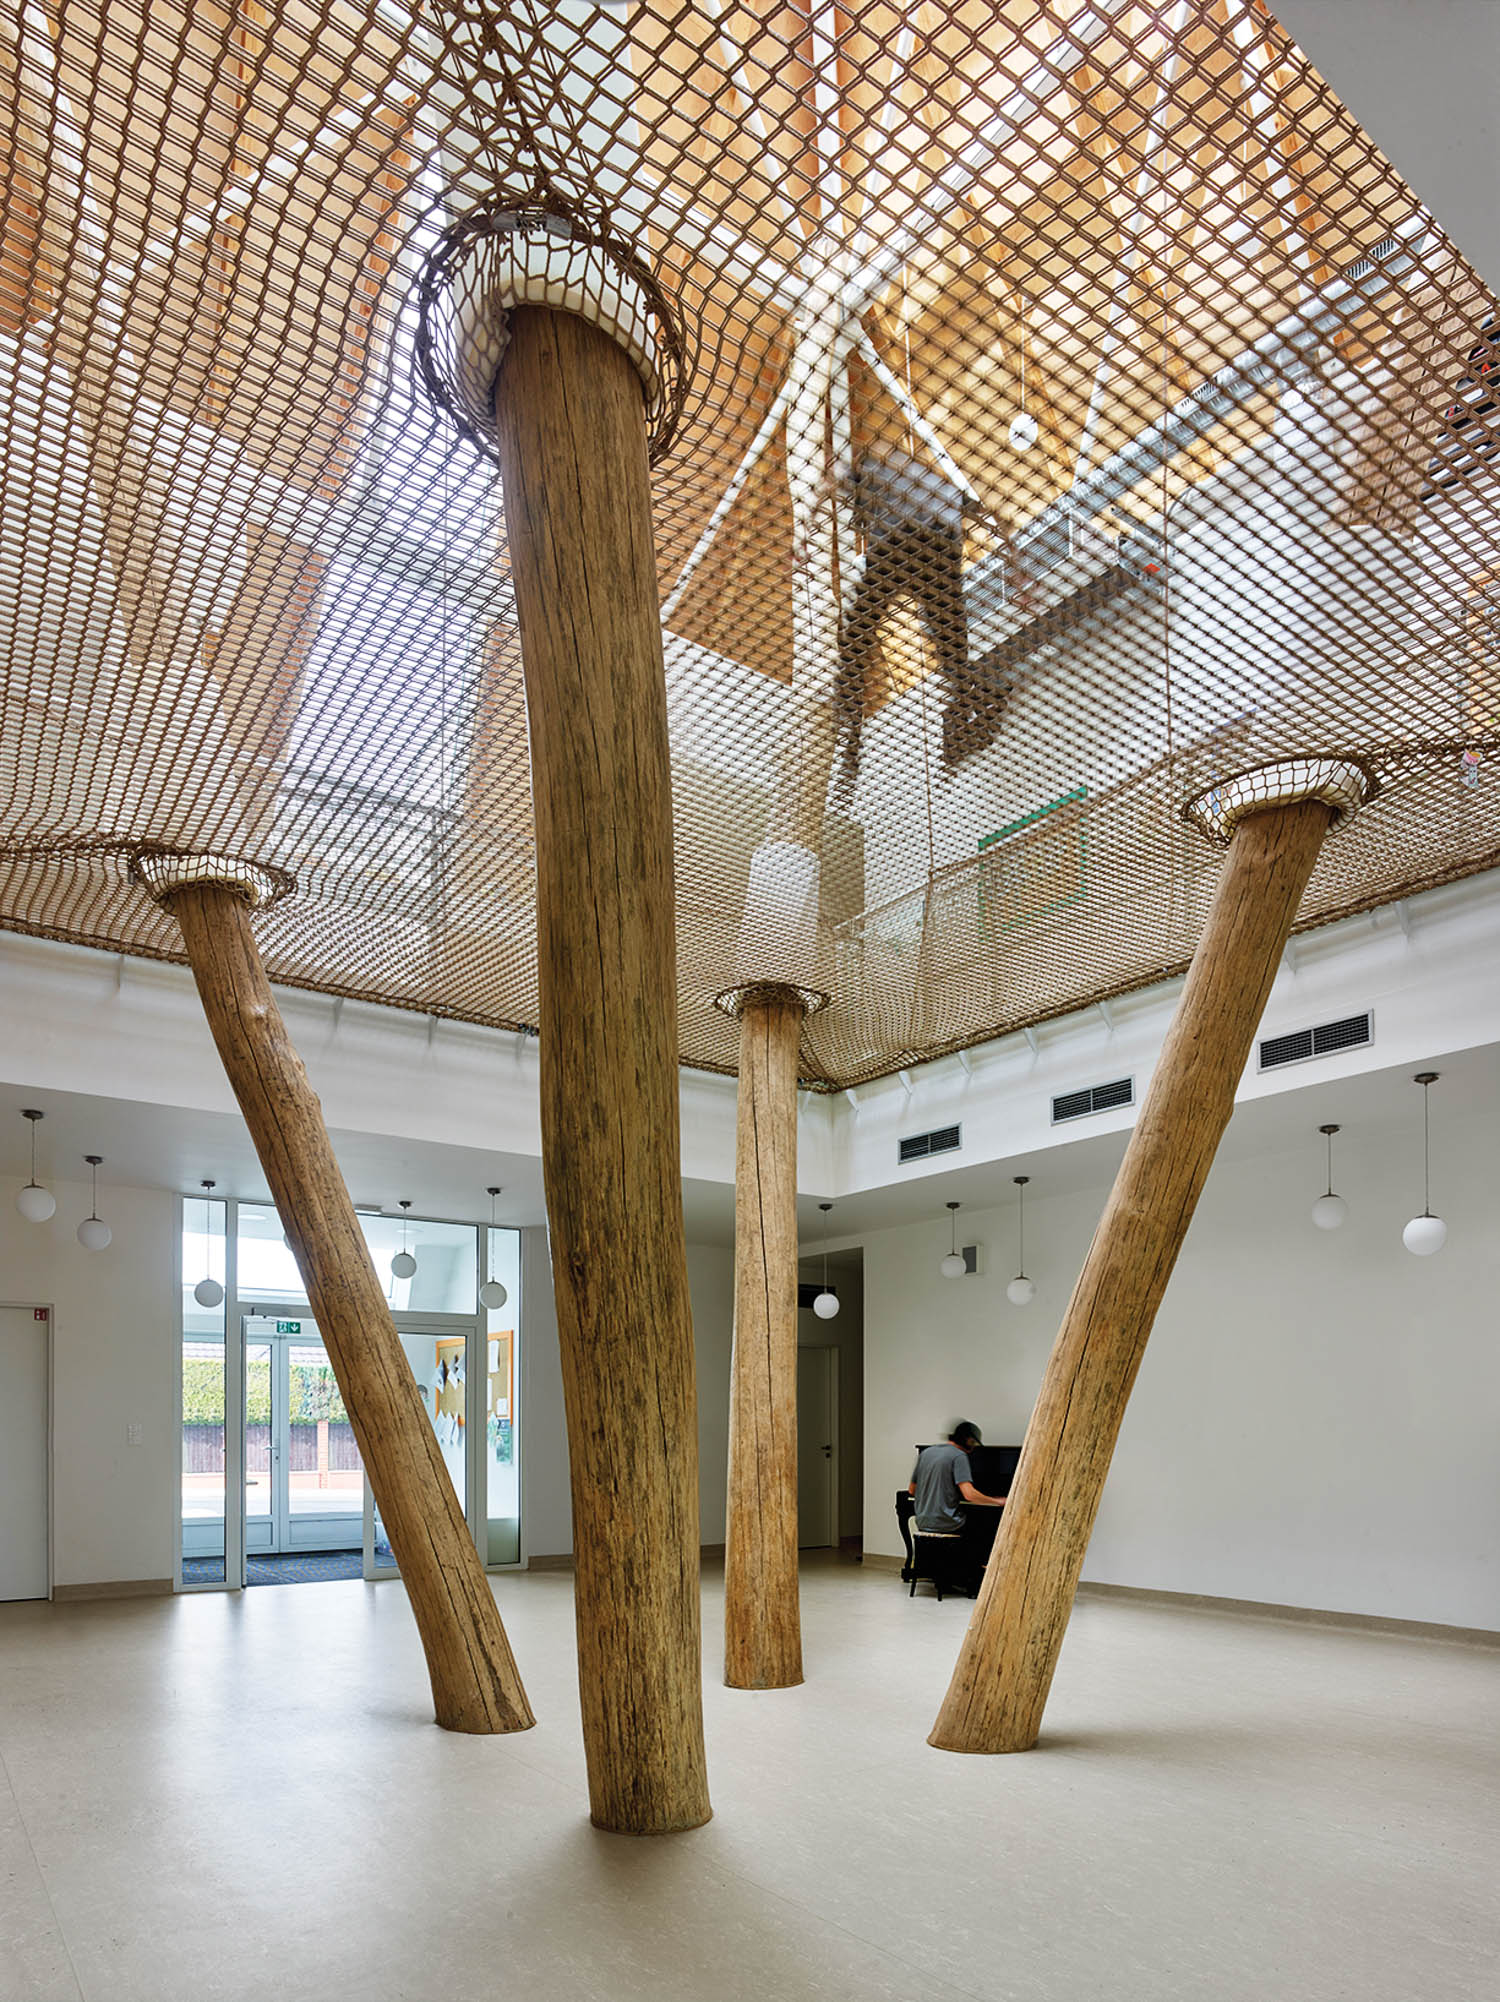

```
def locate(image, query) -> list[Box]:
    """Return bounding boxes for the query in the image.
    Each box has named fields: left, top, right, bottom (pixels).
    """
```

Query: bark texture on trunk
left=724, top=988, right=806, bottom=1690
left=492, top=305, right=711, bottom=1834
left=930, top=799, right=1334, bottom=1754
left=162, top=879, right=533, bottom=1736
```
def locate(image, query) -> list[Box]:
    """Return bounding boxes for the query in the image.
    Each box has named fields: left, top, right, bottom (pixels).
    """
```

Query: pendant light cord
left=1423, top=1081, right=1432, bottom=1216
left=1326, top=1128, right=1334, bottom=1199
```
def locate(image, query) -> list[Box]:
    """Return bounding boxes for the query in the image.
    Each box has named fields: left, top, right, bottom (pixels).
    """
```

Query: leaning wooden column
left=723, top=984, right=807, bottom=1689
left=140, top=862, right=533, bottom=1737
left=488, top=303, right=710, bottom=1833
left=931, top=768, right=1366, bottom=1754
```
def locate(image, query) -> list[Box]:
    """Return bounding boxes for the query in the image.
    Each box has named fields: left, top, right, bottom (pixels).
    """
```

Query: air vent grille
left=897, top=1123, right=962, bottom=1164
left=1259, top=1011, right=1371, bottom=1070
left=1051, top=1076, right=1134, bottom=1123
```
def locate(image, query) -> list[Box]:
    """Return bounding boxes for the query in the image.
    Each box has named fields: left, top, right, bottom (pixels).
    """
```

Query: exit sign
left=276, top=1320, right=302, bottom=1334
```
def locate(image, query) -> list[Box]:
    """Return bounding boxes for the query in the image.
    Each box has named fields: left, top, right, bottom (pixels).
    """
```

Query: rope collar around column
left=416, top=205, right=692, bottom=465
left=1181, top=756, right=1376, bottom=845
left=714, top=979, right=829, bottom=1020
left=128, top=847, right=295, bottom=910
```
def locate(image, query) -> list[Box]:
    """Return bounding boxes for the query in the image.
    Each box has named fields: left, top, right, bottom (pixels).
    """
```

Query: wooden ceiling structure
left=0, top=0, right=1496, bottom=1085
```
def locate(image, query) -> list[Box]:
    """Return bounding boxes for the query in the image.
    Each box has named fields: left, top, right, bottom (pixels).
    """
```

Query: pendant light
left=1007, top=1175, right=1035, bottom=1305
left=1008, top=289, right=1039, bottom=451
left=16, top=1109, right=56, bottom=1221
left=940, top=1201, right=966, bottom=1280
left=812, top=1201, right=840, bottom=1319
left=1402, top=1072, right=1447, bottom=1256
left=193, top=1180, right=225, bottom=1308
left=391, top=1199, right=418, bottom=1280
left=479, top=1186, right=509, bottom=1310
left=77, top=1155, right=112, bottom=1250
left=1310, top=1124, right=1347, bottom=1230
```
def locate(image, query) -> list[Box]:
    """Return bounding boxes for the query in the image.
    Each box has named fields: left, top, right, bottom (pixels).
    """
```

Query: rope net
left=0, top=0, right=1495, bottom=1087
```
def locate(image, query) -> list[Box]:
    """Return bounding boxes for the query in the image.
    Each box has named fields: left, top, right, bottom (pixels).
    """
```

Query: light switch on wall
left=126, top=1423, right=143, bottom=1447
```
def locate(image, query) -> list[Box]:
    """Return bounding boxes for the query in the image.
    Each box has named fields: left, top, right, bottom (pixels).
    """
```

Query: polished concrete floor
left=1, top=1558, right=1494, bottom=2002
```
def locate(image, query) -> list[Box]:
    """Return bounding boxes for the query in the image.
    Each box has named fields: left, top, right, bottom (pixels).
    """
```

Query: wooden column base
left=159, top=877, right=533, bottom=1737
left=930, top=798, right=1334, bottom=1754
left=724, top=986, right=807, bottom=1690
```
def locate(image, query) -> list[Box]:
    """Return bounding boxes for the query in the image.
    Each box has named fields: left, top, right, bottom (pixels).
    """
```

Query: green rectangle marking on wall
left=978, top=786, right=1089, bottom=936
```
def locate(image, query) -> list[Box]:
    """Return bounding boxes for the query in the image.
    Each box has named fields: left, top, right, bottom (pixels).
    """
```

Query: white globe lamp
left=1310, top=1125, right=1347, bottom=1230
left=17, top=1182, right=55, bottom=1222
left=391, top=1199, right=417, bottom=1281
left=16, top=1109, right=55, bottom=1220
left=194, top=1276, right=226, bottom=1309
left=939, top=1201, right=966, bottom=1280
left=479, top=1188, right=507, bottom=1310
left=1006, top=1175, right=1036, bottom=1305
left=811, top=1200, right=840, bottom=1316
left=1403, top=1074, right=1446, bottom=1258
left=77, top=1155, right=111, bottom=1250
left=1008, top=410, right=1038, bottom=452
left=1402, top=1213, right=1446, bottom=1257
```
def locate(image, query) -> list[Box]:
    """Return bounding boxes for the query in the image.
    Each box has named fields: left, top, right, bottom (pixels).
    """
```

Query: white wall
left=517, top=1224, right=570, bottom=1563
left=688, top=1243, right=735, bottom=1546
left=797, top=1255, right=864, bottom=1540
left=1, top=1173, right=178, bottom=1591
left=837, top=875, right=1500, bottom=1202
left=518, top=1232, right=737, bottom=1559
left=861, top=1095, right=1500, bottom=1631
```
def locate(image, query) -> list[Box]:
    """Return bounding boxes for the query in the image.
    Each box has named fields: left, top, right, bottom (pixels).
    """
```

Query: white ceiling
left=4, top=1040, right=1492, bottom=1249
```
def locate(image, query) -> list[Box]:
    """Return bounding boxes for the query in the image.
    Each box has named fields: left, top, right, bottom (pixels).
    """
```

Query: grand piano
left=896, top=1442, right=1021, bottom=1593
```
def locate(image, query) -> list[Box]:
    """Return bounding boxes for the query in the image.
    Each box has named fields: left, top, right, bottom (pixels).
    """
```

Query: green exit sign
left=276, top=1320, right=302, bottom=1334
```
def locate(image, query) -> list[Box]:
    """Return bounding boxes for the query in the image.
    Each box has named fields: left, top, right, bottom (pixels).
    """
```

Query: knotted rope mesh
left=0, top=0, right=1495, bottom=1086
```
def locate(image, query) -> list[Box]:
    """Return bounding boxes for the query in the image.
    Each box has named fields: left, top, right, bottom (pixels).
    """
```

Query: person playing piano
left=908, top=1422, right=1009, bottom=1594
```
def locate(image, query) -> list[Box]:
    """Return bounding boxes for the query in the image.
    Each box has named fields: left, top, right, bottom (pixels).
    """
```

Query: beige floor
left=0, top=1557, right=1494, bottom=2002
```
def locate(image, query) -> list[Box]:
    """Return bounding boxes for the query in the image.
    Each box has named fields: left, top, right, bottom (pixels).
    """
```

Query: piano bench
left=908, top=1528, right=964, bottom=1601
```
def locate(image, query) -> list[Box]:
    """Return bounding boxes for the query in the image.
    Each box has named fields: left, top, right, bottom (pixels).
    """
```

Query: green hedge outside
left=181, top=1355, right=349, bottom=1427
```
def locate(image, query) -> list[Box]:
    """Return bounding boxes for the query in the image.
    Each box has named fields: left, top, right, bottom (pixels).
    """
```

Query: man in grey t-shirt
left=908, top=1421, right=1008, bottom=1534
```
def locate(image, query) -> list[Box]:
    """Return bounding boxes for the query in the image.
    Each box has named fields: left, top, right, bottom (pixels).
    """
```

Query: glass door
left=285, top=1334, right=364, bottom=1552
left=243, top=1315, right=366, bottom=1567
left=244, top=1330, right=274, bottom=1556
left=364, top=1317, right=474, bottom=1578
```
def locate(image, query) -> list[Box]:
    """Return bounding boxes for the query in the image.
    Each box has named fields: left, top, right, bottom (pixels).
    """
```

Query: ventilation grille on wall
left=1051, top=1076, right=1134, bottom=1123
left=1259, top=1011, right=1372, bottom=1070
left=897, top=1123, right=962, bottom=1164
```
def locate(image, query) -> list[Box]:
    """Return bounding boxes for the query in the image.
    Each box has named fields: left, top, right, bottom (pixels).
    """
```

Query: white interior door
left=796, top=1345, right=838, bottom=1550
left=0, top=1305, right=49, bottom=1600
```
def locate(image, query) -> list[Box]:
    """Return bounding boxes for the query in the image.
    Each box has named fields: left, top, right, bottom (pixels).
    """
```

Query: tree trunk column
left=154, top=877, right=533, bottom=1736
left=492, top=305, right=711, bottom=1834
left=931, top=796, right=1336, bottom=1755
left=724, top=986, right=807, bottom=1690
